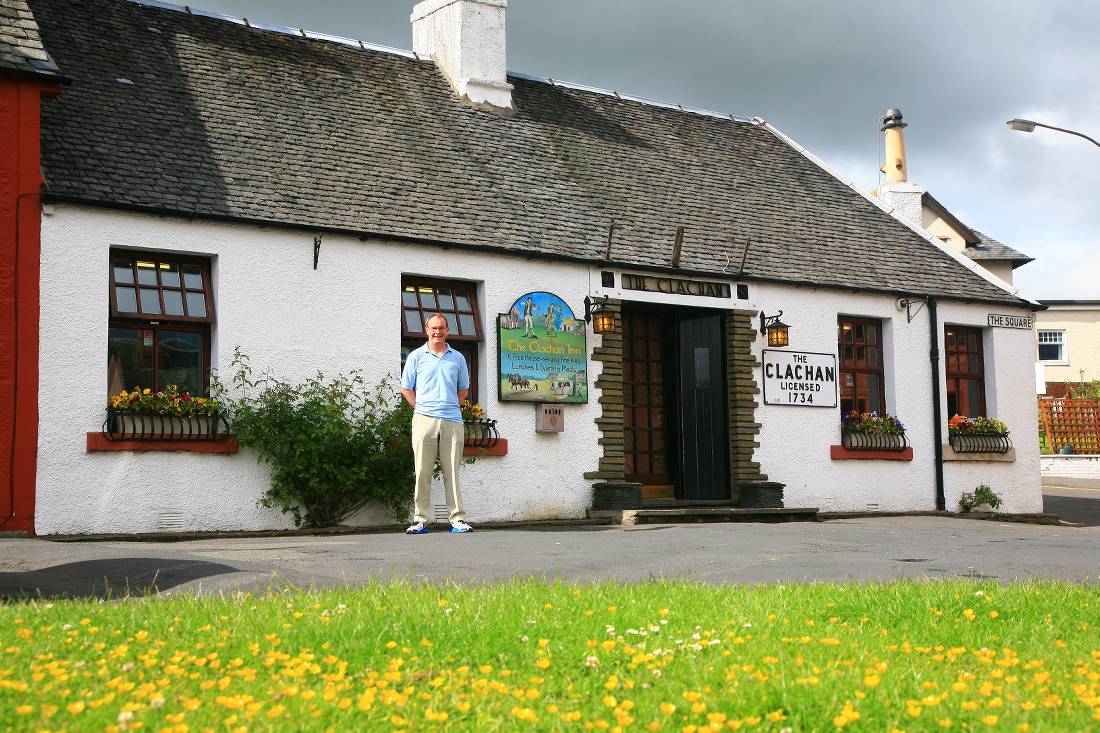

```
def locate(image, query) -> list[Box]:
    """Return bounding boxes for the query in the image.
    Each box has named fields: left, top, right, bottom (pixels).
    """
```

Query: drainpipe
left=928, top=297, right=946, bottom=510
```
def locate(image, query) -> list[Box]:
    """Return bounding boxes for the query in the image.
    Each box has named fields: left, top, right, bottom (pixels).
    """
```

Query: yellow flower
left=659, top=703, right=676, bottom=715
left=983, top=715, right=999, bottom=726
left=864, top=674, right=881, bottom=688
left=143, top=388, right=151, bottom=395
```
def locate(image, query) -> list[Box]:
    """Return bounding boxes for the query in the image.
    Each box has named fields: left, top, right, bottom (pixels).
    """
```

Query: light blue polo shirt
left=401, top=343, right=470, bottom=423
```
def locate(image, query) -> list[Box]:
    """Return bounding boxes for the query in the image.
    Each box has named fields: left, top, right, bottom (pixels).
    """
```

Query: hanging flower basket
left=840, top=411, right=908, bottom=452
left=463, top=418, right=499, bottom=448
left=948, top=415, right=1013, bottom=454
left=103, top=409, right=230, bottom=441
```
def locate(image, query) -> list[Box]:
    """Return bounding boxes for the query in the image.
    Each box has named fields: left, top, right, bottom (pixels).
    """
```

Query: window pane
left=163, top=290, right=185, bottom=316
left=108, top=327, right=153, bottom=395
left=418, top=288, right=437, bottom=309
left=437, top=288, right=454, bottom=311
left=402, top=288, right=418, bottom=307
left=946, top=379, right=959, bottom=417
left=855, top=373, right=883, bottom=415
left=404, top=310, right=423, bottom=333
left=1038, top=344, right=1062, bottom=361
left=158, top=331, right=205, bottom=396
left=160, top=263, right=181, bottom=288
left=136, top=261, right=158, bottom=286
left=458, top=313, right=475, bottom=335
left=445, top=313, right=459, bottom=332
left=182, top=264, right=203, bottom=289
left=116, top=286, right=138, bottom=313
left=139, top=288, right=161, bottom=314
left=454, top=291, right=472, bottom=310
left=113, top=261, right=134, bottom=284
left=185, top=292, right=206, bottom=318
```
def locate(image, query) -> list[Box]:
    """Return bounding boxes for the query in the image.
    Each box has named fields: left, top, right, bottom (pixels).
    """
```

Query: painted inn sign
left=761, top=349, right=838, bottom=407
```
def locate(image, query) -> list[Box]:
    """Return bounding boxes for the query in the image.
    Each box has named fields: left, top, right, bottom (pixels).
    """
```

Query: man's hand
left=458, top=389, right=469, bottom=404
left=400, top=388, right=416, bottom=408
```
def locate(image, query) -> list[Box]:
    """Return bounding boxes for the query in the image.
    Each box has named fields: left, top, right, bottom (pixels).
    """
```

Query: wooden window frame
left=838, top=316, right=886, bottom=415
left=944, top=325, right=986, bottom=418
left=400, top=277, right=481, bottom=402
left=108, top=250, right=214, bottom=396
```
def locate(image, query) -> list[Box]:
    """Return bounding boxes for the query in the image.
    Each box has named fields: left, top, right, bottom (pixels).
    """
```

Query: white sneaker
left=405, top=522, right=429, bottom=535
left=450, top=520, right=473, bottom=533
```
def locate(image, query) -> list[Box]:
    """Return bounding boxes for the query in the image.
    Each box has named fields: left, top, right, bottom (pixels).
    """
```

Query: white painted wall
left=35, top=205, right=601, bottom=534
left=751, top=284, right=1042, bottom=513
left=36, top=205, right=1043, bottom=533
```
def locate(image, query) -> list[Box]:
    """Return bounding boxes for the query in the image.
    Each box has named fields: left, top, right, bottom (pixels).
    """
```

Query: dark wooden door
left=677, top=312, right=729, bottom=500
left=622, top=312, right=675, bottom=498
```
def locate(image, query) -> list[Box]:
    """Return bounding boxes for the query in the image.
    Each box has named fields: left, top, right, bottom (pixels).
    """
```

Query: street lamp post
left=1006, top=118, right=1100, bottom=149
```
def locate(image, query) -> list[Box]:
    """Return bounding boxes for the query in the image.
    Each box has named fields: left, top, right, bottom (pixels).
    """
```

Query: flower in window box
left=840, top=410, right=907, bottom=451
left=947, top=415, right=1009, bottom=436
left=460, top=399, right=486, bottom=422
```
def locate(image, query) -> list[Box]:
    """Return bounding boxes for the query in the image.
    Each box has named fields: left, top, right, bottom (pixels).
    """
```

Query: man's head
left=425, top=313, right=449, bottom=348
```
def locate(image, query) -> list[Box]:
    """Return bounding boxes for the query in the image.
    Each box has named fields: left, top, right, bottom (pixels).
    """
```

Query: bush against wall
left=215, top=349, right=416, bottom=528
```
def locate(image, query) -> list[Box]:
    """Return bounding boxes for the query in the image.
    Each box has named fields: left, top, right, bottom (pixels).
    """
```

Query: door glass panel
left=163, top=290, right=185, bottom=316
left=108, top=327, right=152, bottom=395
left=160, top=263, right=181, bottom=288
left=139, top=288, right=161, bottom=314
left=182, top=264, right=203, bottom=289
left=116, top=286, right=138, bottom=313
left=136, top=261, right=158, bottom=286
left=113, top=261, right=134, bottom=284
left=158, top=331, right=205, bottom=395
left=185, top=292, right=207, bottom=318
left=693, top=346, right=711, bottom=386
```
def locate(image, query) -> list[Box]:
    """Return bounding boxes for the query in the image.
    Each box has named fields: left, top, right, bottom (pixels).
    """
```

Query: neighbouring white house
left=1, top=0, right=1044, bottom=536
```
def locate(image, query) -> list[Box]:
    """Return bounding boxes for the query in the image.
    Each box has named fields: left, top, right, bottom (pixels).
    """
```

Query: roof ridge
left=126, top=0, right=756, bottom=125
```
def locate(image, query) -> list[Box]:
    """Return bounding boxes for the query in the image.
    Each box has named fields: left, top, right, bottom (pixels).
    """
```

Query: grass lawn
left=2, top=580, right=1098, bottom=731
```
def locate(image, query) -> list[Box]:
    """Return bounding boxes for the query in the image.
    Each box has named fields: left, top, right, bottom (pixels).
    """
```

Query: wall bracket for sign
left=897, top=296, right=927, bottom=324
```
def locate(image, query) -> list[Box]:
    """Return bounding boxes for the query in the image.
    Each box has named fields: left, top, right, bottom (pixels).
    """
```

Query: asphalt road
left=1043, top=483, right=1100, bottom=527
left=1, top=516, right=1097, bottom=600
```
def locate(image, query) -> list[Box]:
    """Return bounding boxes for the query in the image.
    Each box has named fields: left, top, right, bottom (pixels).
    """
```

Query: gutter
left=42, top=194, right=1040, bottom=311
left=928, top=297, right=946, bottom=511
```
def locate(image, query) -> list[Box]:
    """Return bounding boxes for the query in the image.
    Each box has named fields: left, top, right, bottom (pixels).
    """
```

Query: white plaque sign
left=987, top=313, right=1033, bottom=329
left=762, top=350, right=838, bottom=407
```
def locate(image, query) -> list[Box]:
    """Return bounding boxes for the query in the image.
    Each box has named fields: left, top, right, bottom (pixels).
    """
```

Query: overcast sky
left=191, top=0, right=1098, bottom=300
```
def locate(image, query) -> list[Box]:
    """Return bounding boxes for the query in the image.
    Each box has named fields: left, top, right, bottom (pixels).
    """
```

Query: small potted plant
left=105, top=385, right=227, bottom=440
left=460, top=399, right=498, bottom=447
left=948, top=415, right=1012, bottom=454
left=840, top=410, right=908, bottom=451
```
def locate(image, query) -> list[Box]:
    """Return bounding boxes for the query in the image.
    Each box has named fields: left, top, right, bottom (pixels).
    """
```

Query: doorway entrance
left=621, top=306, right=729, bottom=501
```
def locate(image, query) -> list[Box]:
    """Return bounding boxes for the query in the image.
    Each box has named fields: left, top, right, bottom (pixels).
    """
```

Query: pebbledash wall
left=35, top=205, right=1042, bottom=534
left=34, top=204, right=603, bottom=535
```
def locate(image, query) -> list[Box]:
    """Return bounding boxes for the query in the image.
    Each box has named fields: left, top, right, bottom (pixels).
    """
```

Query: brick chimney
left=411, top=0, right=514, bottom=113
left=876, top=108, right=923, bottom=224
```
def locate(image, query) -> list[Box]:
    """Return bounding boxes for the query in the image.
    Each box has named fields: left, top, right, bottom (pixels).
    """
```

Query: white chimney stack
left=411, top=0, right=514, bottom=113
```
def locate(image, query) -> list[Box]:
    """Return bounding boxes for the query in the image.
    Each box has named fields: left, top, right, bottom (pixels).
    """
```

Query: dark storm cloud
left=166, top=0, right=1100, bottom=297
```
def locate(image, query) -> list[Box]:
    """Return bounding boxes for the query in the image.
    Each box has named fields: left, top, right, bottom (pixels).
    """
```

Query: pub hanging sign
left=497, top=291, right=589, bottom=404
left=762, top=349, right=838, bottom=407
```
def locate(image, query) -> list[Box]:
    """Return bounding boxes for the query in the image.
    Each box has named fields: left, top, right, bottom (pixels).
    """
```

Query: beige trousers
left=411, top=413, right=465, bottom=524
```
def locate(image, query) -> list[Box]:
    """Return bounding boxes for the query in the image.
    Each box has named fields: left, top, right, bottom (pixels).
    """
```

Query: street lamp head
left=1007, top=118, right=1038, bottom=133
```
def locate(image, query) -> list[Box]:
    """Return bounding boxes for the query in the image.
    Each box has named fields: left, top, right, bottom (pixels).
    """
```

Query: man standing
left=400, top=313, right=473, bottom=534
left=522, top=297, right=538, bottom=338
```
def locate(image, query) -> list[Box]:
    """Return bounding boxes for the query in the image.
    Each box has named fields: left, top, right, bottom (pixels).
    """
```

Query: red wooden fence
left=1038, top=398, right=1100, bottom=454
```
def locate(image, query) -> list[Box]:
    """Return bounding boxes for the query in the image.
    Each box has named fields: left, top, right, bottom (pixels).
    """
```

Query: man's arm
left=401, top=388, right=416, bottom=408
left=457, top=388, right=468, bottom=404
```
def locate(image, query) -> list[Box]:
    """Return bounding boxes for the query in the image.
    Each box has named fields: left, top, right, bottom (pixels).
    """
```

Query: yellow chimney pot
left=881, top=107, right=908, bottom=183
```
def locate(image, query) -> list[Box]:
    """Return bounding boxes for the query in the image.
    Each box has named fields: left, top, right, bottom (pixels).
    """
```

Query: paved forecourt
left=1, top=517, right=1097, bottom=599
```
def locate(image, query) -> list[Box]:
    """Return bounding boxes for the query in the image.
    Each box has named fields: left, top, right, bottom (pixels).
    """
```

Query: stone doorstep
left=589, top=507, right=819, bottom=526
left=816, top=511, right=1062, bottom=526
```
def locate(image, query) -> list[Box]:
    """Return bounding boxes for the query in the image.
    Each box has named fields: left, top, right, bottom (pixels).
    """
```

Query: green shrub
left=958, top=483, right=1003, bottom=513
left=214, top=349, right=415, bottom=528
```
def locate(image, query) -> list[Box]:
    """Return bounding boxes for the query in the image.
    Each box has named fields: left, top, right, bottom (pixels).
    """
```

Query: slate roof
left=32, top=0, right=1029, bottom=306
left=965, top=230, right=1034, bottom=266
left=0, top=0, right=58, bottom=77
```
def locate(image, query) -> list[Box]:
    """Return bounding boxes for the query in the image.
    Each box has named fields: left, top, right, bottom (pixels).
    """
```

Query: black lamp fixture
left=584, top=295, right=616, bottom=334
left=759, top=310, right=789, bottom=347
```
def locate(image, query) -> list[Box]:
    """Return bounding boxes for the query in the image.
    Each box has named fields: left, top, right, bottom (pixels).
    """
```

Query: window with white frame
left=1037, top=330, right=1066, bottom=362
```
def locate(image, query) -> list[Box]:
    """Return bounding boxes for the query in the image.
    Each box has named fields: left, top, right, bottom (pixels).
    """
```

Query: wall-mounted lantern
left=584, top=295, right=616, bottom=334
left=760, top=310, right=790, bottom=347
